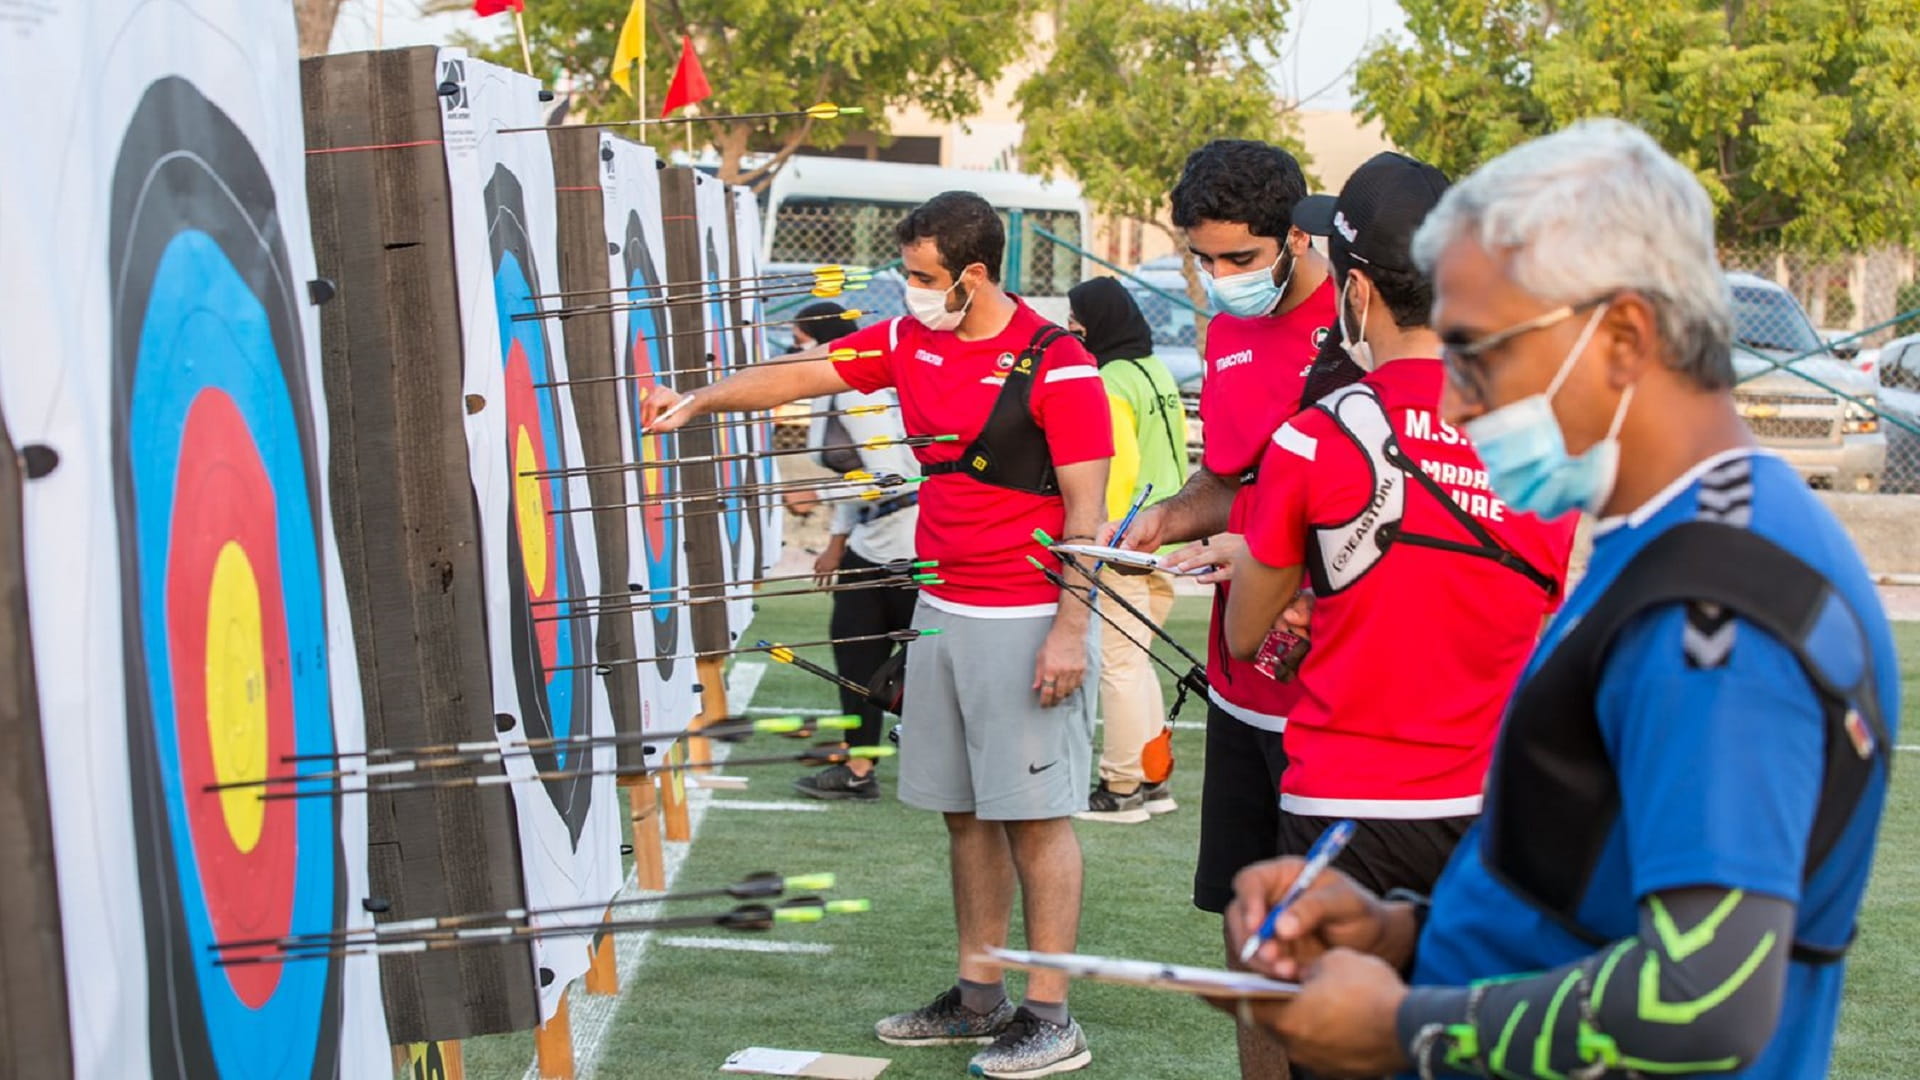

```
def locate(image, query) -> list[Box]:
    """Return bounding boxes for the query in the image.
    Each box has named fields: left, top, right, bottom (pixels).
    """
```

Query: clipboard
left=1048, top=543, right=1214, bottom=576
left=979, top=947, right=1301, bottom=999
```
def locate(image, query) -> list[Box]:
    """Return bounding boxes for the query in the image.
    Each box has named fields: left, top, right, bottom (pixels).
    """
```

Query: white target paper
left=728, top=184, right=787, bottom=576
left=439, top=49, right=623, bottom=1021
left=0, top=2, right=390, bottom=1075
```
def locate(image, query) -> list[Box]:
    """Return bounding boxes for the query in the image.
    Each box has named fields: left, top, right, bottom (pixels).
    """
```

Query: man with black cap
left=1223, top=152, right=1576, bottom=896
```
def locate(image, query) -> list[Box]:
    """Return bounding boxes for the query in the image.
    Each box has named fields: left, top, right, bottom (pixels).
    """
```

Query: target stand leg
left=659, top=740, right=692, bottom=842
left=690, top=656, right=727, bottom=773
left=619, top=775, right=668, bottom=890
left=535, top=992, right=577, bottom=1080
left=585, top=913, right=619, bottom=997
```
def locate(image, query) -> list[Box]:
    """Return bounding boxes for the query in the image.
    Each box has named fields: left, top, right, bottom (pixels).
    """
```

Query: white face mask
left=905, top=278, right=972, bottom=332
left=1338, top=272, right=1374, bottom=372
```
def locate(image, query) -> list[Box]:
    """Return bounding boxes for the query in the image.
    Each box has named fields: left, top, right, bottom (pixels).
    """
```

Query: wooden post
left=585, top=915, right=620, bottom=997
left=396, top=1041, right=465, bottom=1080
left=690, top=655, right=726, bottom=770
left=659, top=739, right=691, bottom=842
left=534, top=993, right=576, bottom=1080
left=620, top=775, right=667, bottom=889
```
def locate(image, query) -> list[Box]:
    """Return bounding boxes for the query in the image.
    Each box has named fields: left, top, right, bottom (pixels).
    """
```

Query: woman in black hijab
left=791, top=300, right=860, bottom=352
left=1066, top=277, right=1156, bottom=366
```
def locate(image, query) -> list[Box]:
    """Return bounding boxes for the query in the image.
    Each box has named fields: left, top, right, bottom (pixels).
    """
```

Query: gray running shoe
left=1071, top=781, right=1150, bottom=824
left=874, top=986, right=1015, bottom=1046
left=793, top=762, right=879, bottom=801
left=968, top=1008, right=1092, bottom=1078
left=1141, top=779, right=1178, bottom=815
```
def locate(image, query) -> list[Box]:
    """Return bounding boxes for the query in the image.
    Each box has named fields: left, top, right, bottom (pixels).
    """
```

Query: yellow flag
left=611, top=0, right=645, bottom=98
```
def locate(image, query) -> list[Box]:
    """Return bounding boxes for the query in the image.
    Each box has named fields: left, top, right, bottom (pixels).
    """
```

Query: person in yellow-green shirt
left=1066, top=277, right=1191, bottom=823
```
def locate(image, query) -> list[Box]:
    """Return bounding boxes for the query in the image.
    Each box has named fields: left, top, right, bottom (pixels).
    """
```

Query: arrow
left=527, top=558, right=937, bottom=609
left=524, top=434, right=953, bottom=482
left=216, top=896, right=869, bottom=966
left=277, top=713, right=858, bottom=767
left=545, top=573, right=937, bottom=623
left=761, top=639, right=892, bottom=705
left=529, top=345, right=881, bottom=390
left=645, top=482, right=920, bottom=524
left=525, top=265, right=871, bottom=303
left=512, top=283, right=864, bottom=324
left=544, top=471, right=921, bottom=516
left=257, top=745, right=899, bottom=802
left=211, top=871, right=844, bottom=954
left=677, top=402, right=897, bottom=432
left=550, top=627, right=940, bottom=675
left=497, top=101, right=866, bottom=135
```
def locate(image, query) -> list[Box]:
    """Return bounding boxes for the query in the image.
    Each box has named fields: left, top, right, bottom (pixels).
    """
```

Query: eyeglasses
left=1440, top=294, right=1615, bottom=403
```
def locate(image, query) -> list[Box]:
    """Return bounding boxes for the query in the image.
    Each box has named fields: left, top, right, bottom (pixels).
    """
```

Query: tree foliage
left=431, top=0, right=1037, bottom=186
left=1015, top=0, right=1303, bottom=332
left=1355, top=0, right=1920, bottom=252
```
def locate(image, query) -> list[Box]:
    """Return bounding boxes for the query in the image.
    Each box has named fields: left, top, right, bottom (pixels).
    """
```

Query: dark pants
left=1192, top=703, right=1290, bottom=914
left=1276, top=812, right=1475, bottom=897
left=829, top=548, right=919, bottom=749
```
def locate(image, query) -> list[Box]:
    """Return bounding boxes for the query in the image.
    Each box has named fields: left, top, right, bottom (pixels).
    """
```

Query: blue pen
left=1096, top=483, right=1154, bottom=573
left=1238, top=818, right=1357, bottom=963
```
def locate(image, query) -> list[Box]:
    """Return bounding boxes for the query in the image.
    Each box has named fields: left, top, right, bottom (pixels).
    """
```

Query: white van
left=760, top=156, right=1090, bottom=324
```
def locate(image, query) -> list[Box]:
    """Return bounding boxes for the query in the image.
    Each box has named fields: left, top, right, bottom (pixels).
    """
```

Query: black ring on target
left=486, top=164, right=596, bottom=846
left=621, top=211, right=682, bottom=681
left=109, top=76, right=344, bottom=1079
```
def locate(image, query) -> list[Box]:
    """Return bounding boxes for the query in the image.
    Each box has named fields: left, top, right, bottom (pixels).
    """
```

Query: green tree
left=1014, top=0, right=1305, bottom=343
left=1355, top=0, right=1920, bottom=252
left=429, top=0, right=1036, bottom=186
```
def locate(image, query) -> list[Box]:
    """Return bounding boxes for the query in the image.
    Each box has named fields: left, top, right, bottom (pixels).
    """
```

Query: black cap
left=1292, top=151, right=1450, bottom=274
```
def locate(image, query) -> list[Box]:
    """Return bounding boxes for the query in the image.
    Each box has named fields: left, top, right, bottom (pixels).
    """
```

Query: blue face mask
left=1464, top=304, right=1633, bottom=518
left=1203, top=247, right=1296, bottom=318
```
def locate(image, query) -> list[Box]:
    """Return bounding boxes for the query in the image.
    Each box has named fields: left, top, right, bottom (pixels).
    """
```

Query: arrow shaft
left=551, top=575, right=918, bottom=622
left=258, top=749, right=861, bottom=802
left=527, top=268, right=859, bottom=302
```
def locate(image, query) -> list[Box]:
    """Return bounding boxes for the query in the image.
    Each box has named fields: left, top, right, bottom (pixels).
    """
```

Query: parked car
left=1727, top=273, right=1885, bottom=492
left=1871, top=332, right=1920, bottom=494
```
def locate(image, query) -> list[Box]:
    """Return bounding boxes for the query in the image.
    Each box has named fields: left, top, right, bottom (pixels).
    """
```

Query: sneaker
left=1141, top=780, right=1178, bottom=815
left=792, top=763, right=879, bottom=801
left=1071, top=781, right=1150, bottom=824
left=968, top=1008, right=1091, bottom=1078
left=875, top=986, right=1015, bottom=1046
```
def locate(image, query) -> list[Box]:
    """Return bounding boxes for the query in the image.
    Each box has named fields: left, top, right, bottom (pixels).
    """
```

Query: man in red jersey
left=1227, top=152, right=1575, bottom=897
left=1105, top=139, right=1348, bottom=1080
left=642, top=192, right=1111, bottom=1079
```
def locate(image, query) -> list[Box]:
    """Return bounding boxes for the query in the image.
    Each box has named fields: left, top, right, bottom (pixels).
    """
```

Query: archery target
left=108, top=76, right=342, bottom=1078
left=487, top=164, right=596, bottom=846
left=621, top=209, right=683, bottom=681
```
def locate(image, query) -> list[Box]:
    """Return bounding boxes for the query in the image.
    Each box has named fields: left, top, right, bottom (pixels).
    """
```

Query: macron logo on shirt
left=1215, top=348, right=1255, bottom=372
left=914, top=348, right=944, bottom=367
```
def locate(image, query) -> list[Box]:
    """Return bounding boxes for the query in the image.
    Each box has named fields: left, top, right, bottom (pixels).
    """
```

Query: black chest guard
left=1481, top=521, right=1889, bottom=965
left=921, top=326, right=1072, bottom=496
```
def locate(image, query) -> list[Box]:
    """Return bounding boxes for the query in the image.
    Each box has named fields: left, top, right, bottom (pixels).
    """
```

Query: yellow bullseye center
left=206, top=541, right=268, bottom=853
left=513, top=427, right=549, bottom=592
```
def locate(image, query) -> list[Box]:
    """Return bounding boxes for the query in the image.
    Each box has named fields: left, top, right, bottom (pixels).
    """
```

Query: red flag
left=660, top=35, right=711, bottom=117
left=473, top=0, right=524, bottom=16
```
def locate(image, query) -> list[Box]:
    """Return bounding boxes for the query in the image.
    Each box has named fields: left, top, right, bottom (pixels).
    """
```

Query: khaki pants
left=1095, top=570, right=1176, bottom=790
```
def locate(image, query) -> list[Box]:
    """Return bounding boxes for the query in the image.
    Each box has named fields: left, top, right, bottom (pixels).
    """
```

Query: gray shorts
left=896, top=598, right=1097, bottom=821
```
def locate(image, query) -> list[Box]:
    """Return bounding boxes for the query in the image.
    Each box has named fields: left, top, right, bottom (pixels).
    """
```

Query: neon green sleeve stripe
left=1531, top=970, right=1584, bottom=1080
left=1649, top=890, right=1745, bottom=961
left=1638, top=930, right=1778, bottom=1024
left=1488, top=1002, right=1529, bottom=1079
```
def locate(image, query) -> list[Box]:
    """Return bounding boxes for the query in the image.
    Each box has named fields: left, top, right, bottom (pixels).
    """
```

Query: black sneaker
left=875, top=986, right=1016, bottom=1046
left=1071, top=781, right=1150, bottom=824
left=793, top=762, right=879, bottom=801
left=1141, top=780, right=1178, bottom=815
left=968, top=1007, right=1091, bottom=1078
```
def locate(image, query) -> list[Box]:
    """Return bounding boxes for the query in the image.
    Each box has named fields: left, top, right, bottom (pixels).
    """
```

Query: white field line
left=705, top=799, right=830, bottom=813
left=652, top=935, right=834, bottom=955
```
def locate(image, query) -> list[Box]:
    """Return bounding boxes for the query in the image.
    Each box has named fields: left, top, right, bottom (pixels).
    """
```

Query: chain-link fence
left=765, top=197, right=1088, bottom=299
left=1720, top=246, right=1920, bottom=495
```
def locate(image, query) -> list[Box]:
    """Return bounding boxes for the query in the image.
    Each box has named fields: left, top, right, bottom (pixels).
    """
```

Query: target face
left=486, top=165, right=595, bottom=845
left=621, top=211, right=681, bottom=681
left=702, top=231, right=747, bottom=552
left=109, top=77, right=343, bottom=1078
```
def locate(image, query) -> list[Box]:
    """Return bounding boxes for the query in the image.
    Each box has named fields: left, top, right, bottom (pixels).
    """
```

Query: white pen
left=644, top=392, right=697, bottom=433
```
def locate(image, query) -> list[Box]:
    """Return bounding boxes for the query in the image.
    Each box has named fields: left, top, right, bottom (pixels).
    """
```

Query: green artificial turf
left=460, top=601, right=1920, bottom=1080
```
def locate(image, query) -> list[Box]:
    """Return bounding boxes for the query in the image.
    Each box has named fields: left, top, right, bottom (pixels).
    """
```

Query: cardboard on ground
left=722, top=1047, right=890, bottom=1078
left=981, top=947, right=1301, bottom=999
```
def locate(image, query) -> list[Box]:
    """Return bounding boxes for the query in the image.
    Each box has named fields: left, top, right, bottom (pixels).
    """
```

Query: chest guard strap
left=1303, top=385, right=1557, bottom=597
left=1482, top=521, right=1888, bottom=965
left=921, top=326, right=1070, bottom=496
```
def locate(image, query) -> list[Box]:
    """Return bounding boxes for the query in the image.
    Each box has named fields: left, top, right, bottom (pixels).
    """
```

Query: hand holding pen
left=1097, top=483, right=1153, bottom=574
left=1239, top=819, right=1357, bottom=964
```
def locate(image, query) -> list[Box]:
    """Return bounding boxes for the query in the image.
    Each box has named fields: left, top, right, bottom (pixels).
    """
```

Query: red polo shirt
left=1198, top=278, right=1338, bottom=730
left=836, top=305, right=1113, bottom=613
left=1244, top=357, right=1576, bottom=817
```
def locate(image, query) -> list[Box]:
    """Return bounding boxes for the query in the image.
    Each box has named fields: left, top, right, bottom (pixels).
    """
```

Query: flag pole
left=513, top=9, right=535, bottom=76
left=375, top=0, right=386, bottom=48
